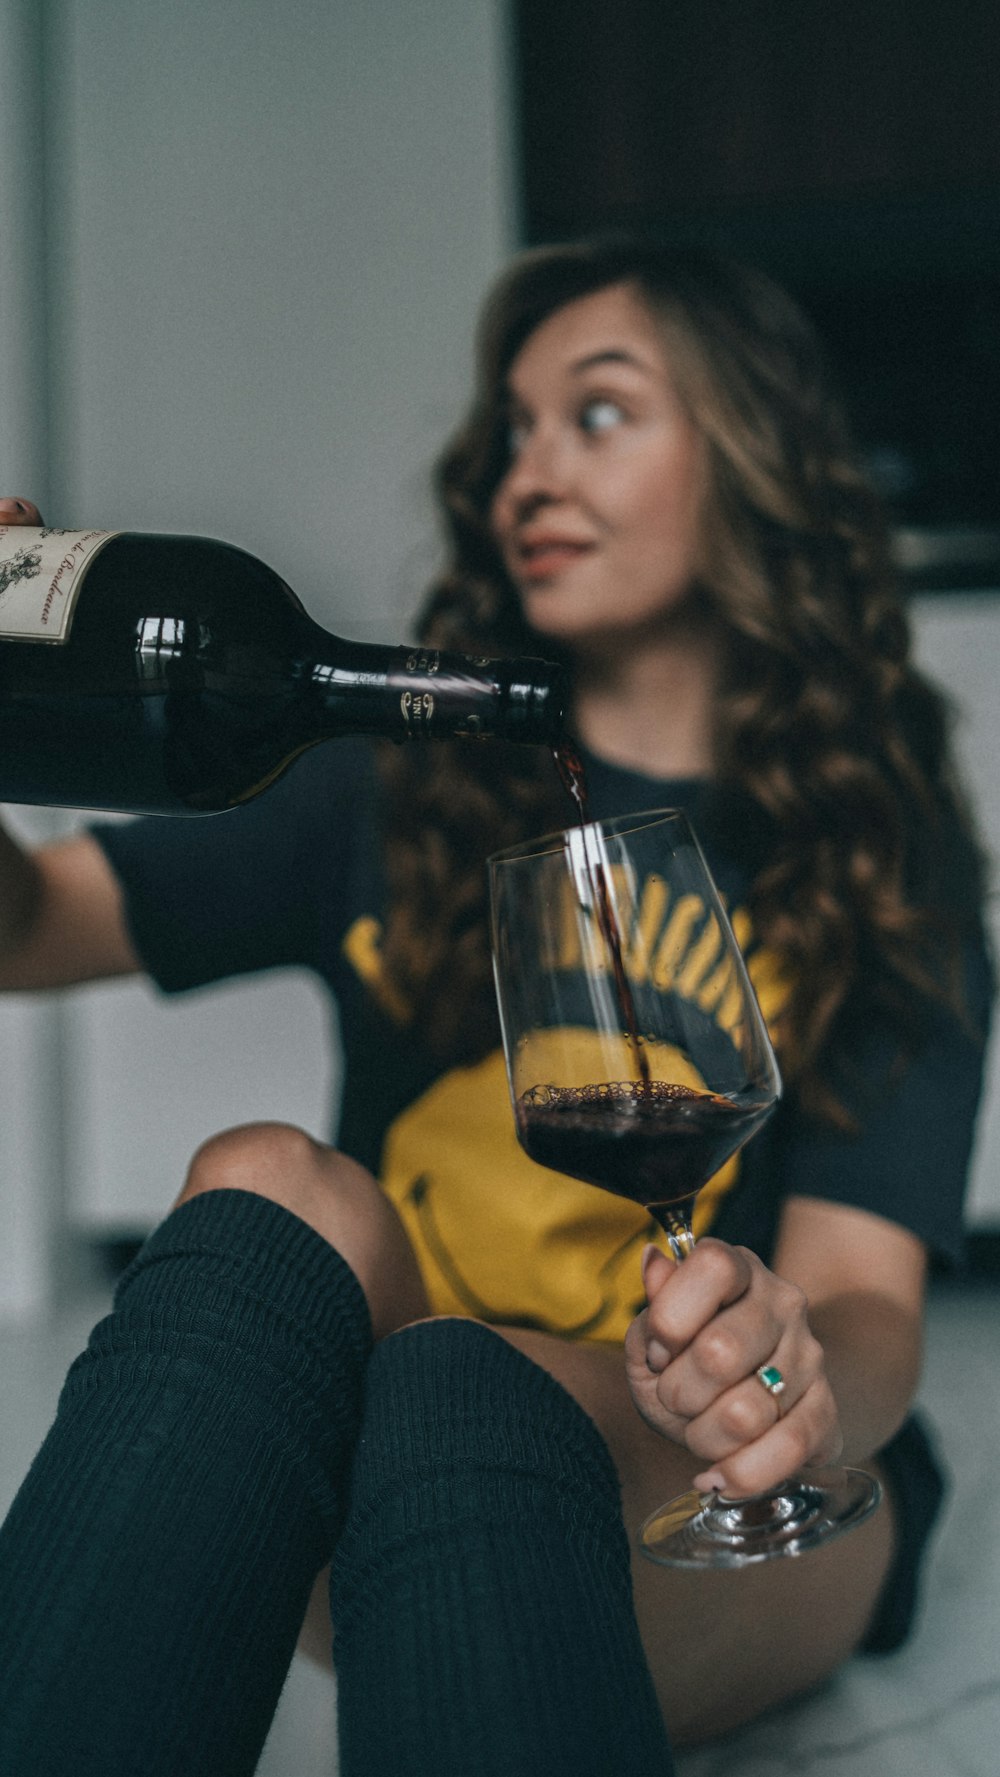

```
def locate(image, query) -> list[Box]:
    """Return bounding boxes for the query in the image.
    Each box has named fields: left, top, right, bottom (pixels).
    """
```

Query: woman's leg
left=497, top=1325, right=895, bottom=1746
left=0, top=1123, right=428, bottom=1777
left=331, top=1318, right=676, bottom=1777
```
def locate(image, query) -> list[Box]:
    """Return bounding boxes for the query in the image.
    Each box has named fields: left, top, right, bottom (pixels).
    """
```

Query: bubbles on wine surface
left=516, top=1078, right=768, bottom=1211
left=521, top=1079, right=721, bottom=1113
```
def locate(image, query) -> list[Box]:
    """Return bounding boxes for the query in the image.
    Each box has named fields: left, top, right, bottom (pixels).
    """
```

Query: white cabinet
left=63, top=968, right=334, bottom=1231
left=0, top=993, right=62, bottom=1318
left=911, top=593, right=1000, bottom=1228
left=0, top=807, right=69, bottom=1318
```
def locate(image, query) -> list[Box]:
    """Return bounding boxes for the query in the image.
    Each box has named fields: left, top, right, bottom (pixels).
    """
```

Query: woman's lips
left=516, top=539, right=594, bottom=581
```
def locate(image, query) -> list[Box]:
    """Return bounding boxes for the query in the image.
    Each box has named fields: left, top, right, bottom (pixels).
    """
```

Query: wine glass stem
left=653, top=1209, right=696, bottom=1263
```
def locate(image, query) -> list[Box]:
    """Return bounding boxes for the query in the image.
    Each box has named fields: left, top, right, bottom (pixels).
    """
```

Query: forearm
left=806, top=1289, right=923, bottom=1464
left=772, top=1196, right=928, bottom=1468
left=0, top=821, right=45, bottom=978
left=0, top=829, right=140, bottom=990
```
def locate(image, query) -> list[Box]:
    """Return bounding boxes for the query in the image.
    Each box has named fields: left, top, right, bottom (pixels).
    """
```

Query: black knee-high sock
left=331, top=1319, right=675, bottom=1777
left=0, top=1189, right=371, bottom=1777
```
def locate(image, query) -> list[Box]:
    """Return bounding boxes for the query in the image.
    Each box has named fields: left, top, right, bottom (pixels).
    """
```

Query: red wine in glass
left=516, top=1080, right=772, bottom=1222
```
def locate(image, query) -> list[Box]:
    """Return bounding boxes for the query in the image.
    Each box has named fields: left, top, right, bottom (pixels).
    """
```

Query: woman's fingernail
left=694, top=1469, right=726, bottom=1493
left=645, top=1338, right=670, bottom=1373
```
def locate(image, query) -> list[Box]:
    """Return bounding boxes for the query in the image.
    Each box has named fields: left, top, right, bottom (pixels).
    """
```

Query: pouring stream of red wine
left=553, top=739, right=651, bottom=1087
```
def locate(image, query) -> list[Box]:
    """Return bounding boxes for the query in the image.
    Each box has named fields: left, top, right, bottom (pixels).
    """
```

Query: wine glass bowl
left=490, top=808, right=881, bottom=1568
left=490, top=810, right=779, bottom=1260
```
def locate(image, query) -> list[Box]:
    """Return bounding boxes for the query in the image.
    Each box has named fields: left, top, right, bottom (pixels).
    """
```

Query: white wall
left=0, top=0, right=62, bottom=1315
left=0, top=0, right=516, bottom=1316
left=41, top=0, right=516, bottom=636
left=0, top=0, right=49, bottom=508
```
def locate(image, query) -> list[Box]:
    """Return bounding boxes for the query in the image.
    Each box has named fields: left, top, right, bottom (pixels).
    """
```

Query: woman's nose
left=501, top=427, right=571, bottom=513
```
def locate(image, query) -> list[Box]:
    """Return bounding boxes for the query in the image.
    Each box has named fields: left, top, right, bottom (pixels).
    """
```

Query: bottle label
left=0, top=527, right=119, bottom=642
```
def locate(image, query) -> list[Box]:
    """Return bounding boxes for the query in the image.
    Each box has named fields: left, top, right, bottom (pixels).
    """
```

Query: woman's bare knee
left=179, top=1121, right=323, bottom=1207
left=176, top=1122, right=429, bottom=1339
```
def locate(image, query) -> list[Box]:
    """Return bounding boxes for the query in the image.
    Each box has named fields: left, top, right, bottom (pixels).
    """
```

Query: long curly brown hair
left=378, top=236, right=986, bottom=1125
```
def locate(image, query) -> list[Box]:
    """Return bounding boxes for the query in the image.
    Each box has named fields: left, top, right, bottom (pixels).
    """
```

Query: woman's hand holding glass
left=625, top=1240, right=843, bottom=1499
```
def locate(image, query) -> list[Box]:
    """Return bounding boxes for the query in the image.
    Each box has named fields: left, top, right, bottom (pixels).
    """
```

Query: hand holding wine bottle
left=0, top=498, right=42, bottom=525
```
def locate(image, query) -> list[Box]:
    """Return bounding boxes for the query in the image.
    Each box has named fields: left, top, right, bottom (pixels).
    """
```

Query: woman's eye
left=579, top=397, right=625, bottom=435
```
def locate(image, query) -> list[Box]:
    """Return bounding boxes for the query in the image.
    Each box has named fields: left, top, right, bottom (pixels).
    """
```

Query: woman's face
left=489, top=283, right=706, bottom=650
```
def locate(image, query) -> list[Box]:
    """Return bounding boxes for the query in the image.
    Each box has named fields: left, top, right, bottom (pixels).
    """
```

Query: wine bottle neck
left=302, top=624, right=567, bottom=746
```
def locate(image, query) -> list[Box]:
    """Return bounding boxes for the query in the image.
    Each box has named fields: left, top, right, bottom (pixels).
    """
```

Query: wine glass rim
left=488, top=806, right=691, bottom=867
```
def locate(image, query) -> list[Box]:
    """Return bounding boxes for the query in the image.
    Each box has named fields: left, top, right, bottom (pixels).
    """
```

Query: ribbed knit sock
left=0, top=1188, right=371, bottom=1777
left=331, top=1318, right=675, bottom=1777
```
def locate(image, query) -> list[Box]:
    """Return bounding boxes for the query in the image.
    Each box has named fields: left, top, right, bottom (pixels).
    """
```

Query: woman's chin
left=518, top=590, right=617, bottom=645
left=523, top=610, right=656, bottom=660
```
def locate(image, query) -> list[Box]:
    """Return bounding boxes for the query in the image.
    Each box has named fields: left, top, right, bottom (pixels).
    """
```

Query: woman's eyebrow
left=501, top=347, right=658, bottom=408
left=569, top=348, right=657, bottom=376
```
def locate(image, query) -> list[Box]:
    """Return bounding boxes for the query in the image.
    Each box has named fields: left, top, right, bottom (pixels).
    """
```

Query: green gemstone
left=759, top=1366, right=783, bottom=1390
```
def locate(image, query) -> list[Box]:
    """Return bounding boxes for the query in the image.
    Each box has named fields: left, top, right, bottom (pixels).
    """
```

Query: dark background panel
left=510, top=0, right=1000, bottom=572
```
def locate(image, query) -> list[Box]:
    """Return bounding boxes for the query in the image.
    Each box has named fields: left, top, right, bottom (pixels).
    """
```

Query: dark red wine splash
left=553, top=737, right=590, bottom=822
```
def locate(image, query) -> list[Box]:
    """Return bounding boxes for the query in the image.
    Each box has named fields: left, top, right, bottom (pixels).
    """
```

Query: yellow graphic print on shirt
left=343, top=879, right=791, bottom=1346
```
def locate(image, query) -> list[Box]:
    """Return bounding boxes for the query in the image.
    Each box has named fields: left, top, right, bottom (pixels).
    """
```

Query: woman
left=0, top=238, right=991, bottom=1775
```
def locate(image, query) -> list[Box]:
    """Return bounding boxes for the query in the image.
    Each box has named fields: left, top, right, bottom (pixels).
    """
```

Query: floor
left=1, top=1279, right=997, bottom=1775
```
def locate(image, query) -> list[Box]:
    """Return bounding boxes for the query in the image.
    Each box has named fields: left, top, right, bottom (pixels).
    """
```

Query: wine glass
left=489, top=808, right=881, bottom=1568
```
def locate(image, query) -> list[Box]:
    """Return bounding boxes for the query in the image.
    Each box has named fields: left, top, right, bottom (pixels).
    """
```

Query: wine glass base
left=639, top=1468, right=882, bottom=1569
